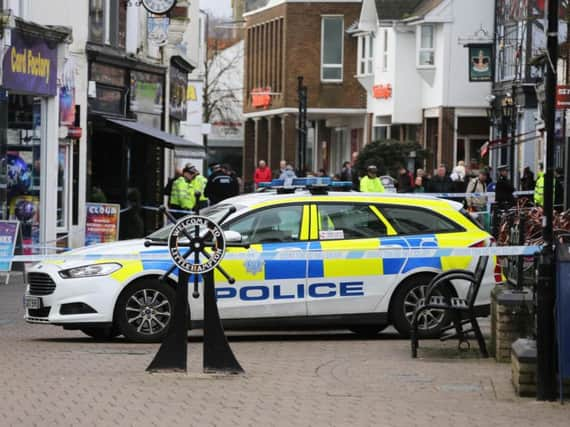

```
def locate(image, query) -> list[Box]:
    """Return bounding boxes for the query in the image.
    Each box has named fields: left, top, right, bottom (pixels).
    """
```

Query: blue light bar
left=329, top=181, right=353, bottom=188
left=292, top=177, right=331, bottom=187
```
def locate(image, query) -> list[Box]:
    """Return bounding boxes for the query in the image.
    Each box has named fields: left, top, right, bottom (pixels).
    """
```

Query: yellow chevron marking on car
left=320, top=239, right=383, bottom=277
left=215, top=244, right=265, bottom=282
left=111, top=260, right=144, bottom=282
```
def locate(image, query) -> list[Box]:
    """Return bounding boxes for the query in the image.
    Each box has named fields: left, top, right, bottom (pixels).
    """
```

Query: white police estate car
left=24, top=188, right=501, bottom=342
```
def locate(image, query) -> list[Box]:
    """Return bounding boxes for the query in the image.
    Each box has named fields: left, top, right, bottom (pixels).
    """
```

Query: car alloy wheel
left=403, top=285, right=445, bottom=331
left=126, top=288, right=171, bottom=336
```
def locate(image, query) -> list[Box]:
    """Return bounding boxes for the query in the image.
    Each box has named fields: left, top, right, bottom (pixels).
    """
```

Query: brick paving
left=0, top=277, right=569, bottom=426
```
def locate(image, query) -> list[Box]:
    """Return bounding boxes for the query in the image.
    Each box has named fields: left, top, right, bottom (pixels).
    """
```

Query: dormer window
left=357, top=33, right=374, bottom=76
left=417, top=24, right=435, bottom=67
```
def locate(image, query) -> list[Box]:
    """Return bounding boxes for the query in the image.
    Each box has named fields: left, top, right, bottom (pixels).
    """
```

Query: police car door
left=214, top=204, right=310, bottom=319
left=306, top=203, right=391, bottom=316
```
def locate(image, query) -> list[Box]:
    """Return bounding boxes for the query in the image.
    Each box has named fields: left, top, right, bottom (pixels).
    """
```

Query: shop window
left=417, top=24, right=435, bottom=67
left=4, top=95, right=42, bottom=252
left=321, top=16, right=344, bottom=82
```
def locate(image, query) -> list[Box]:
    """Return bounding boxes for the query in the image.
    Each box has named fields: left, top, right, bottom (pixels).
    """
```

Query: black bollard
left=202, top=270, right=244, bottom=374
left=146, top=270, right=190, bottom=372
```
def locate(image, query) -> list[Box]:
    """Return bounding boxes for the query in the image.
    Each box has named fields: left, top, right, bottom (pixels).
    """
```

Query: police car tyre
left=349, top=325, right=387, bottom=337
left=115, top=279, right=176, bottom=343
left=80, top=326, right=119, bottom=341
left=390, top=274, right=452, bottom=338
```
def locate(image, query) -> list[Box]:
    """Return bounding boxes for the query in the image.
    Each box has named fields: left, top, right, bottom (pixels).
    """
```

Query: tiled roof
left=412, top=0, right=446, bottom=17
left=374, top=0, right=423, bottom=20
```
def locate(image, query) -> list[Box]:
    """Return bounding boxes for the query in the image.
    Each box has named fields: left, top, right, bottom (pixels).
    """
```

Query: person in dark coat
left=555, top=167, right=564, bottom=209
left=339, top=161, right=353, bottom=182
left=204, top=163, right=238, bottom=205
left=495, top=165, right=515, bottom=207
left=427, top=164, right=453, bottom=194
left=397, top=166, right=414, bottom=193
left=521, top=166, right=535, bottom=191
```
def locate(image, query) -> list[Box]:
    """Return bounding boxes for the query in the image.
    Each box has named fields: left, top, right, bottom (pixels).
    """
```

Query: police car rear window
left=379, top=205, right=463, bottom=235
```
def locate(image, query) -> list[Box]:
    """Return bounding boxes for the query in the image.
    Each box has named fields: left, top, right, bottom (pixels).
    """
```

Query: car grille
left=28, top=273, right=56, bottom=296
left=28, top=307, right=51, bottom=318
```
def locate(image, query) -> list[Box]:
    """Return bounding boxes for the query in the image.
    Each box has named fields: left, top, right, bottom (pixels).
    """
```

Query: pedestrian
left=223, top=164, right=241, bottom=197
left=204, top=163, right=238, bottom=205
left=317, top=168, right=328, bottom=177
left=275, top=159, right=287, bottom=179
left=279, top=164, right=297, bottom=181
left=170, top=163, right=199, bottom=217
left=495, top=165, right=515, bottom=207
left=254, top=160, right=272, bottom=188
left=521, top=166, right=535, bottom=191
left=427, top=164, right=453, bottom=194
left=163, top=167, right=182, bottom=208
left=359, top=165, right=386, bottom=193
left=534, top=163, right=545, bottom=207
left=397, top=166, right=414, bottom=193
left=466, top=170, right=489, bottom=212
left=340, top=161, right=353, bottom=182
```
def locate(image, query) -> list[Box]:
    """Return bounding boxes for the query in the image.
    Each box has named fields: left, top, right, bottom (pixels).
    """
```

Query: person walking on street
left=205, top=163, right=238, bottom=205
left=254, top=160, right=272, bottom=188
left=170, top=164, right=199, bottom=217
left=360, top=165, right=385, bottom=193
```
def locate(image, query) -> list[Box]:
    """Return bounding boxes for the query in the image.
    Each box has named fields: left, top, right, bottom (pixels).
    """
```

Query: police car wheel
left=80, top=326, right=119, bottom=341
left=349, top=326, right=387, bottom=337
left=390, top=275, right=452, bottom=339
left=116, top=279, right=176, bottom=343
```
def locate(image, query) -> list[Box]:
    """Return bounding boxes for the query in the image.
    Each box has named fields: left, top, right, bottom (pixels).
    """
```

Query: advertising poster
left=85, top=203, right=120, bottom=246
left=469, top=44, right=493, bottom=82
left=0, top=221, right=20, bottom=272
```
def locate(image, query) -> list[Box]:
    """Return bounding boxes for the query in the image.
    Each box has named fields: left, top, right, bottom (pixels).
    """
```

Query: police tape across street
left=0, top=245, right=543, bottom=264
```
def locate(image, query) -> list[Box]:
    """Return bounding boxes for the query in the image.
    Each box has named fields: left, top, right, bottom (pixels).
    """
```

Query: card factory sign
left=3, top=31, right=58, bottom=96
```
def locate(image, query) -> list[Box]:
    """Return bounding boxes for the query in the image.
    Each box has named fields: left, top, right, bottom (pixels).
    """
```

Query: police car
left=24, top=181, right=501, bottom=342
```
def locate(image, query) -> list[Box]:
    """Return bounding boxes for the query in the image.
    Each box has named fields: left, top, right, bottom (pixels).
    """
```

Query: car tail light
left=470, top=240, right=486, bottom=248
left=494, top=262, right=504, bottom=283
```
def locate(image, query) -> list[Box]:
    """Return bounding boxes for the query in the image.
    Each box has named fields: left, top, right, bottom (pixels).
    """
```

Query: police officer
left=192, top=169, right=209, bottom=211
left=359, top=165, right=385, bottom=193
left=170, top=164, right=199, bottom=217
left=204, top=163, right=238, bottom=205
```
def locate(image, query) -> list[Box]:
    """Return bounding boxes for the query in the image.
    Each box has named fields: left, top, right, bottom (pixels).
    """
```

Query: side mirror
left=224, top=230, right=243, bottom=243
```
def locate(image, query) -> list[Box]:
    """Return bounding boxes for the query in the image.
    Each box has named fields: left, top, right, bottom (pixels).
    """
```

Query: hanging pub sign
left=2, top=30, right=58, bottom=96
left=169, top=65, right=188, bottom=121
left=556, top=85, right=570, bottom=109
left=468, top=44, right=493, bottom=82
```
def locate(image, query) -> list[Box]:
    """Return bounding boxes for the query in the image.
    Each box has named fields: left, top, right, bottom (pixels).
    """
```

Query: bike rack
left=145, top=205, right=247, bottom=374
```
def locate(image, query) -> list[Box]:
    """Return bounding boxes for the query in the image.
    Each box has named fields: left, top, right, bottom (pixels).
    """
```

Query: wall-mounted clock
left=142, top=0, right=176, bottom=15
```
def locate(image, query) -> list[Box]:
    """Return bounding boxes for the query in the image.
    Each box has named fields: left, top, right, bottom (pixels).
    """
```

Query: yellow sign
left=10, top=47, right=51, bottom=84
left=187, top=84, right=197, bottom=101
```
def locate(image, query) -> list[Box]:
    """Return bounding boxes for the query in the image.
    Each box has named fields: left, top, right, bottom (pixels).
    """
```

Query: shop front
left=86, top=48, right=204, bottom=238
left=0, top=22, right=70, bottom=253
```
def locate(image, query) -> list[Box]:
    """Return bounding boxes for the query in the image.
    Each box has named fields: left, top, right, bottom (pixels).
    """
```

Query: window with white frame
left=321, top=16, right=344, bottom=82
left=382, top=30, right=389, bottom=72
left=500, top=24, right=517, bottom=81
left=418, top=24, right=435, bottom=67
left=357, top=34, right=374, bottom=76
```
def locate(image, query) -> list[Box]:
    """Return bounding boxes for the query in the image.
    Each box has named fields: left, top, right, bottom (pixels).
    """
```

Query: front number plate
left=23, top=295, right=42, bottom=310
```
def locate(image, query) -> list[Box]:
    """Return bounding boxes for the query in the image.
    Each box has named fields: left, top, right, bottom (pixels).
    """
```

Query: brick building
left=242, top=0, right=366, bottom=188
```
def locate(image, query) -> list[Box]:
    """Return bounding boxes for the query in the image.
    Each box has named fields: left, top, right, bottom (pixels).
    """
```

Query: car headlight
left=58, top=263, right=122, bottom=279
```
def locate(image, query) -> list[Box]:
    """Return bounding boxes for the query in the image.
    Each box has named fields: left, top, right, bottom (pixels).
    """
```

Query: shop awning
left=106, top=118, right=206, bottom=158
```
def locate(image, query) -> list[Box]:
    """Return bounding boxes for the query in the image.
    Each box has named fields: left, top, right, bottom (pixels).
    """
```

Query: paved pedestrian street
left=0, top=278, right=568, bottom=427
